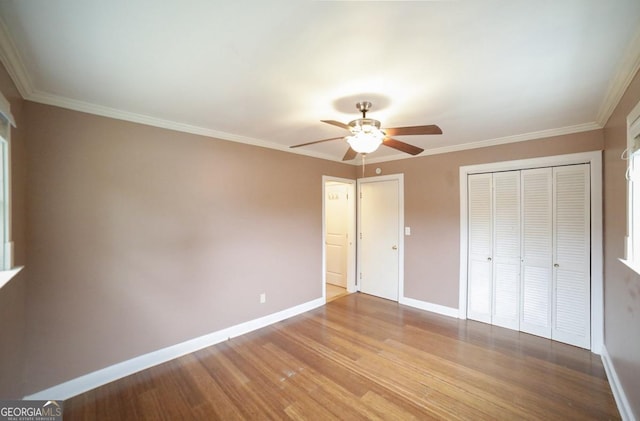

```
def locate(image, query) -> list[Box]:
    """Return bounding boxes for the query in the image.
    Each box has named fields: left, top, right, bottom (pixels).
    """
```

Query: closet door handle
left=487, top=257, right=492, bottom=261
left=554, top=263, right=559, bottom=268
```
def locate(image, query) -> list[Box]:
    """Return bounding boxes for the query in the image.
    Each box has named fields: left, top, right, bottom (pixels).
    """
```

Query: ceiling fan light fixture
left=346, top=130, right=384, bottom=154
left=346, top=117, right=385, bottom=153
left=290, top=100, right=440, bottom=158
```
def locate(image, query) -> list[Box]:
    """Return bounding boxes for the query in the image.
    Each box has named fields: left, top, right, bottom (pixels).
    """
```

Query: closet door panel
left=520, top=168, right=553, bottom=338
left=552, top=164, right=591, bottom=349
left=492, top=171, right=521, bottom=329
left=467, top=173, right=493, bottom=323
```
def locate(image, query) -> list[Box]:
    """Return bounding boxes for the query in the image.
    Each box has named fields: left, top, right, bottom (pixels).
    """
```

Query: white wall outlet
left=260, top=293, right=266, bottom=304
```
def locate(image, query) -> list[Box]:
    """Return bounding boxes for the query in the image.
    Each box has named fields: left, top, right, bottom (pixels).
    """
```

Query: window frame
left=0, top=91, right=20, bottom=290
left=622, top=99, right=640, bottom=275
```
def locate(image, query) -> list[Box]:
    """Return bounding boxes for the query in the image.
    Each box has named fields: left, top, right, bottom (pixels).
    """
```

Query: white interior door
left=467, top=173, right=493, bottom=323
left=520, top=168, right=553, bottom=339
left=552, top=164, right=591, bottom=348
left=359, top=177, right=400, bottom=301
left=492, top=171, right=521, bottom=330
left=325, top=183, right=349, bottom=288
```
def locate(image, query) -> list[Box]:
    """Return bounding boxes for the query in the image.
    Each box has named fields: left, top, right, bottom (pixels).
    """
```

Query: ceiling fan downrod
left=356, top=101, right=372, bottom=119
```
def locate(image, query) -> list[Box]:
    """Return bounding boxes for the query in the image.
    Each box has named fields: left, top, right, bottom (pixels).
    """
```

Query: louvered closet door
left=467, top=173, right=493, bottom=323
left=492, top=171, right=521, bottom=330
left=520, top=168, right=553, bottom=339
left=552, top=164, right=591, bottom=349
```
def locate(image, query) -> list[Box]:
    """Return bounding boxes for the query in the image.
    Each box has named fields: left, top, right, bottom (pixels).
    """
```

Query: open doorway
left=323, top=176, right=356, bottom=302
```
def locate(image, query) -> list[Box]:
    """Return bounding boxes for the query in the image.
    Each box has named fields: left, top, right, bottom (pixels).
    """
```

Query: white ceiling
left=1, top=0, right=639, bottom=163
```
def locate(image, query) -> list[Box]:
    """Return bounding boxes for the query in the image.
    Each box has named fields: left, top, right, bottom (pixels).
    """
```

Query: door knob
left=392, top=245, right=398, bottom=250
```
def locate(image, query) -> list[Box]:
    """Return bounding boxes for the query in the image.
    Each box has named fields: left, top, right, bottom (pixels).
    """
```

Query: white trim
left=628, top=99, right=640, bottom=133
left=601, top=345, right=635, bottom=421
left=2, top=137, right=11, bottom=270
left=0, top=19, right=607, bottom=168
left=357, top=174, right=404, bottom=300
left=365, top=122, right=602, bottom=164
left=3, top=241, right=13, bottom=269
left=5, top=81, right=608, bottom=167
left=1, top=6, right=639, bottom=166
left=400, top=297, right=459, bottom=319
left=0, top=15, right=611, bottom=167
left=0, top=91, right=14, bottom=273
left=589, top=153, right=604, bottom=353
left=624, top=98, right=640, bottom=270
left=459, top=168, right=470, bottom=319
left=322, top=176, right=357, bottom=298
left=29, top=91, right=346, bottom=163
left=619, top=257, right=640, bottom=277
left=0, top=91, right=15, bottom=127
left=0, top=264, right=22, bottom=290
left=24, top=297, right=324, bottom=401
left=0, top=18, right=32, bottom=100
left=459, top=150, right=604, bottom=353
left=0, top=18, right=345, bottom=162
left=597, top=25, right=640, bottom=127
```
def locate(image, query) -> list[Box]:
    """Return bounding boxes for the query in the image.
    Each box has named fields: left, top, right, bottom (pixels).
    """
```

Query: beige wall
left=366, top=131, right=604, bottom=308
left=6, top=56, right=637, bottom=415
left=21, top=102, right=355, bottom=394
left=0, top=95, right=602, bottom=396
left=0, top=62, right=27, bottom=398
left=603, top=68, right=640, bottom=417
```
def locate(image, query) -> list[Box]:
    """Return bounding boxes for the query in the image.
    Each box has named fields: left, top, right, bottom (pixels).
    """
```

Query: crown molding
left=0, top=15, right=618, bottom=166
left=0, top=17, right=33, bottom=99
left=364, top=122, right=603, bottom=164
left=596, top=25, right=640, bottom=126
left=0, top=16, right=345, bottom=163
left=26, top=89, right=343, bottom=162
left=19, top=85, right=612, bottom=166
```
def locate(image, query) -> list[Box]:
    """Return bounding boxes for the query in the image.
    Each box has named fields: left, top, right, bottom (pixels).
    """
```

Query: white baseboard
left=24, top=297, right=325, bottom=401
left=601, top=345, right=636, bottom=421
left=399, top=296, right=460, bottom=319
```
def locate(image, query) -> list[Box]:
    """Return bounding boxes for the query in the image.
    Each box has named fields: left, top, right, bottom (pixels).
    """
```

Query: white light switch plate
left=405, top=227, right=411, bottom=236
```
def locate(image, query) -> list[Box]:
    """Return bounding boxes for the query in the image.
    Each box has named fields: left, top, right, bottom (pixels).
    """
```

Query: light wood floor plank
left=64, top=293, right=620, bottom=420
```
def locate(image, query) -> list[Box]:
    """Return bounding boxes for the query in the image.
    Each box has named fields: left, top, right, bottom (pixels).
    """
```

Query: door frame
left=458, top=150, right=603, bottom=354
left=322, top=176, right=357, bottom=301
left=357, top=174, right=405, bottom=300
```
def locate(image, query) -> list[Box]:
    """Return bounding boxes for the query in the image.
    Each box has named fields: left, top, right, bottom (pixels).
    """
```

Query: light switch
left=405, top=227, right=411, bottom=236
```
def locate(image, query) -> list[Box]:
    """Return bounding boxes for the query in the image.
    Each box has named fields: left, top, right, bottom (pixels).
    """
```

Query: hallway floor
left=326, top=283, right=348, bottom=302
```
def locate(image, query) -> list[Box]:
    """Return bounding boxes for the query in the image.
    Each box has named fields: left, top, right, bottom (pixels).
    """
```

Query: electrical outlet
left=260, top=293, right=266, bottom=304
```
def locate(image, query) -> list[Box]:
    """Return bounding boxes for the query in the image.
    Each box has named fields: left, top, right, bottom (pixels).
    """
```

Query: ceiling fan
left=290, top=101, right=442, bottom=161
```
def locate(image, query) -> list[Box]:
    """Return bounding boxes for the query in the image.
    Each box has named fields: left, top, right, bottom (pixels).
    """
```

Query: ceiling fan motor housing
left=356, top=101, right=373, bottom=114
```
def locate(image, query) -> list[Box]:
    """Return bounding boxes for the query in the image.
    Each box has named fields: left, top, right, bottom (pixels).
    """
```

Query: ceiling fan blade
left=383, top=125, right=442, bottom=137
left=321, top=120, right=351, bottom=130
left=342, top=147, right=358, bottom=161
left=383, top=138, right=424, bottom=155
left=289, top=136, right=344, bottom=148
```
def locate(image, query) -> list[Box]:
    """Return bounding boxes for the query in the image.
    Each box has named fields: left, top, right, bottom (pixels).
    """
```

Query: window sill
left=619, top=258, right=640, bottom=276
left=0, top=266, right=23, bottom=290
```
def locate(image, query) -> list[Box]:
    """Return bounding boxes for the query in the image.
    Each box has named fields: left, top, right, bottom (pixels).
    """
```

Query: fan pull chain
left=362, top=154, right=366, bottom=178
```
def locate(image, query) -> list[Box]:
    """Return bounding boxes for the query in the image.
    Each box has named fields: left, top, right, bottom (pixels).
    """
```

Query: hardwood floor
left=326, top=283, right=348, bottom=302
left=64, top=293, right=619, bottom=420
